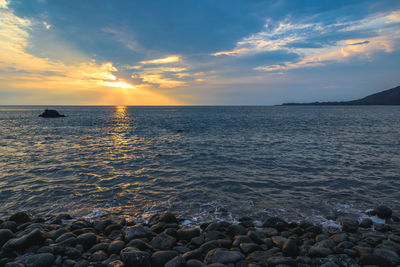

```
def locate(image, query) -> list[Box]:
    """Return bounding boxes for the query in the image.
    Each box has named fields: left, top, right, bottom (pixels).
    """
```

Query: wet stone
left=150, top=232, right=176, bottom=250
left=374, top=205, right=393, bottom=219
left=16, top=252, right=54, bottom=267
left=204, top=248, right=244, bottom=264
left=120, top=247, right=151, bottom=267
left=359, top=218, right=373, bottom=228
left=165, top=255, right=186, bottom=267
left=107, top=240, right=125, bottom=255
left=151, top=250, right=179, bottom=267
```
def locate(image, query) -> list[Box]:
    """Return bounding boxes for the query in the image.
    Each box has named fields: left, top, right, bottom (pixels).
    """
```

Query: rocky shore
left=0, top=206, right=399, bottom=267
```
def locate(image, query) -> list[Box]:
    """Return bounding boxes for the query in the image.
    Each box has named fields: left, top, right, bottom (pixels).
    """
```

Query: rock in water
left=374, top=205, right=393, bottom=219
left=120, top=247, right=151, bottom=267
left=39, top=109, right=65, bottom=118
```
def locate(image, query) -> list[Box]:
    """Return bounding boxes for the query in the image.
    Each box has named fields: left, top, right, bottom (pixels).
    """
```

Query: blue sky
left=0, top=0, right=399, bottom=105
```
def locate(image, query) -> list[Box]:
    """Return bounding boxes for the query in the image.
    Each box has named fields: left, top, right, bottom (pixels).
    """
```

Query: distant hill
left=283, top=85, right=400, bottom=105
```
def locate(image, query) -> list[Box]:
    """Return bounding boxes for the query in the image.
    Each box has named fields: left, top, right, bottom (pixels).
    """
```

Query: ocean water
left=0, top=105, right=399, bottom=225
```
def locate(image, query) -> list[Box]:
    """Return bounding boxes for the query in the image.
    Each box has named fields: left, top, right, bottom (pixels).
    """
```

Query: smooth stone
left=107, top=240, right=125, bottom=255
left=47, top=228, right=68, bottom=240
left=65, top=247, right=81, bottom=259
left=308, top=247, right=333, bottom=257
left=337, top=241, right=353, bottom=249
left=186, top=259, right=207, bottom=267
left=165, top=255, right=186, bottom=267
left=305, top=225, right=323, bottom=234
left=120, top=247, right=150, bottom=267
left=206, top=231, right=226, bottom=241
left=56, top=233, right=76, bottom=243
left=240, top=242, right=262, bottom=254
left=151, top=250, right=179, bottom=267
left=360, top=254, right=393, bottom=266
left=73, top=260, right=89, bottom=267
left=340, top=218, right=358, bottom=232
left=17, top=252, right=54, bottom=267
left=89, top=242, right=110, bottom=253
left=89, top=250, right=108, bottom=262
left=150, top=232, right=176, bottom=250
left=314, top=239, right=335, bottom=249
left=245, top=248, right=279, bottom=263
left=0, top=229, right=14, bottom=247
left=123, top=226, right=151, bottom=241
left=76, top=233, right=97, bottom=250
left=330, top=233, right=347, bottom=244
left=182, top=248, right=203, bottom=261
left=262, top=217, right=288, bottom=230
left=104, top=223, right=122, bottom=235
left=359, top=218, right=373, bottom=228
left=247, top=231, right=263, bottom=244
left=191, top=236, right=204, bottom=247
left=373, top=248, right=400, bottom=266
left=374, top=205, right=393, bottom=219
left=159, top=212, right=178, bottom=223
left=204, top=248, right=244, bottom=264
left=126, top=239, right=154, bottom=251
left=200, top=240, right=221, bottom=254
left=93, top=219, right=113, bottom=232
left=9, top=212, right=31, bottom=225
left=282, top=237, right=298, bottom=257
left=266, top=256, right=296, bottom=266
left=177, top=228, right=200, bottom=241
left=233, top=235, right=253, bottom=247
left=262, top=228, right=279, bottom=237
left=2, top=228, right=45, bottom=252
left=5, top=262, right=25, bottom=267
left=271, top=236, right=287, bottom=248
left=106, top=259, right=124, bottom=267
left=0, top=221, right=17, bottom=232
left=227, top=224, right=247, bottom=236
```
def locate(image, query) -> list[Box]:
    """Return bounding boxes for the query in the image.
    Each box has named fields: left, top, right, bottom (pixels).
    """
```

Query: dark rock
left=182, top=248, right=203, bottom=261
left=282, top=237, right=298, bottom=257
left=233, top=235, right=253, bottom=247
left=89, top=250, right=108, bottom=262
left=374, top=205, right=393, bottom=219
left=360, top=254, right=393, bottom=266
left=39, top=109, right=66, bottom=118
left=165, top=255, right=185, bottom=267
left=359, top=218, right=373, bottom=228
left=126, top=239, right=153, bottom=251
left=56, top=232, right=76, bottom=243
left=177, top=228, right=200, bottom=241
left=104, top=223, right=122, bottom=235
left=77, top=233, right=97, bottom=250
left=123, top=226, right=151, bottom=241
left=0, top=221, right=17, bottom=232
left=314, top=239, right=335, bottom=249
left=159, top=212, right=178, bottom=223
left=247, top=231, right=263, bottom=244
left=107, top=240, right=125, bottom=255
left=373, top=248, right=400, bottom=266
left=262, top=217, right=288, bottom=230
left=9, top=212, right=31, bottom=225
left=204, top=248, right=244, bottom=264
left=0, top=229, right=14, bottom=247
left=337, top=241, right=353, bottom=249
left=186, top=259, right=206, bottom=267
left=305, top=225, right=322, bottom=235
left=2, top=228, right=45, bottom=252
left=70, top=221, right=90, bottom=230
left=375, top=223, right=392, bottom=232
left=151, top=250, right=179, bottom=267
left=106, top=260, right=124, bottom=267
left=93, top=219, right=113, bottom=232
left=191, top=236, right=204, bottom=247
left=330, top=233, right=347, bottom=244
left=240, top=243, right=261, bottom=255
left=89, top=242, right=110, bottom=253
left=266, top=256, right=296, bottom=266
left=65, top=246, right=81, bottom=259
left=340, top=218, right=358, bottom=232
left=308, top=247, right=333, bottom=257
left=47, top=228, right=68, bottom=240
left=120, top=247, right=150, bottom=267
left=17, top=252, right=54, bottom=267
left=5, top=263, right=25, bottom=267
left=74, top=260, right=89, bottom=267
left=262, top=227, right=279, bottom=237
left=227, top=224, right=247, bottom=236
left=150, top=232, right=176, bottom=250
left=271, top=236, right=287, bottom=248
left=205, top=230, right=226, bottom=241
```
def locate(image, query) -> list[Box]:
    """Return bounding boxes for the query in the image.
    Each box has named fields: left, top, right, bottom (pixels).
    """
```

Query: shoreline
left=0, top=206, right=399, bottom=266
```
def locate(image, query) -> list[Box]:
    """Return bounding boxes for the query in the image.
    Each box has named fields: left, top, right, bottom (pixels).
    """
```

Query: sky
left=0, top=0, right=399, bottom=105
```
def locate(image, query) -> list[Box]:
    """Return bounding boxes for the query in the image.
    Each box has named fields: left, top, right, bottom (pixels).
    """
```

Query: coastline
left=0, top=206, right=399, bottom=266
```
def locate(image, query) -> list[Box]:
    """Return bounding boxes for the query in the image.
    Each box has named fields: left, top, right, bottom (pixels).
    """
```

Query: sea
left=0, top=106, right=399, bottom=227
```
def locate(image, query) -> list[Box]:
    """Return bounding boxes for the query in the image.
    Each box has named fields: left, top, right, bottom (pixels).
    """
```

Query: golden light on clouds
left=0, top=4, right=180, bottom=105
left=140, top=55, right=180, bottom=64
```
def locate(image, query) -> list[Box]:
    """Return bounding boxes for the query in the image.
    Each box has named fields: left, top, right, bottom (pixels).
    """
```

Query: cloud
left=0, top=0, right=8, bottom=9
left=0, top=5, right=182, bottom=105
left=212, top=9, right=400, bottom=72
left=140, top=55, right=180, bottom=64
